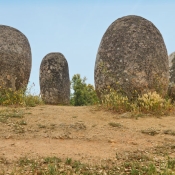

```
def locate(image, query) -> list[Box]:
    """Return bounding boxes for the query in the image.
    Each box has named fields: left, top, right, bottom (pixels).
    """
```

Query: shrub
left=0, top=84, right=43, bottom=107
left=0, top=87, right=24, bottom=106
left=137, top=91, right=172, bottom=114
left=100, top=88, right=131, bottom=113
left=70, top=74, right=98, bottom=106
left=100, top=88, right=173, bottom=114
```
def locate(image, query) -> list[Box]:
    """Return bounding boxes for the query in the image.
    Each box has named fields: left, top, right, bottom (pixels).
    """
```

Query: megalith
left=168, top=52, right=175, bottom=100
left=39, top=52, right=70, bottom=105
left=94, top=15, right=169, bottom=99
left=0, top=25, right=32, bottom=91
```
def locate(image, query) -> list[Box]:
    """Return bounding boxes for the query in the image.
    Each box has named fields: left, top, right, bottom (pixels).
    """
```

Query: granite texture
left=39, top=53, right=70, bottom=105
left=94, top=15, right=169, bottom=99
left=0, top=25, right=31, bottom=90
left=168, top=52, right=175, bottom=100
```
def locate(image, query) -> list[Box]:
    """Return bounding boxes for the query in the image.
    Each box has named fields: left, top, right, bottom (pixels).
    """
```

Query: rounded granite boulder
left=39, top=53, right=70, bottom=105
left=94, top=15, right=169, bottom=99
left=168, top=52, right=175, bottom=100
left=0, top=25, right=32, bottom=91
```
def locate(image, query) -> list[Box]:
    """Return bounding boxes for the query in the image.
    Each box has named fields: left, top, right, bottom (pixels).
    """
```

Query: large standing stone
left=95, top=15, right=169, bottom=99
left=168, top=52, right=175, bottom=100
left=39, top=53, right=70, bottom=105
left=0, top=25, right=31, bottom=91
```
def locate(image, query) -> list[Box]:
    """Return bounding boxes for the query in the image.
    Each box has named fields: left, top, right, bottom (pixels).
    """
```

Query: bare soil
left=0, top=105, right=175, bottom=169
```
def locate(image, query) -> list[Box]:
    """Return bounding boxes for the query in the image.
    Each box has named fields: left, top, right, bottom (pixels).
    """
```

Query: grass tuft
left=109, top=122, right=122, bottom=128
left=137, top=91, right=172, bottom=114
left=0, top=109, right=24, bottom=123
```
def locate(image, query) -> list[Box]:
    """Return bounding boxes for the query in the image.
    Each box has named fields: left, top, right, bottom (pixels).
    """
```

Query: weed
left=0, top=157, right=8, bottom=165
left=163, top=129, right=175, bottom=136
left=2, top=155, right=175, bottom=174
left=38, top=124, right=46, bottom=128
left=65, top=158, right=72, bottom=165
left=50, top=124, right=56, bottom=129
left=24, top=95, right=43, bottom=107
left=47, top=164, right=59, bottom=175
left=130, top=167, right=140, bottom=175
left=18, top=120, right=27, bottom=125
left=137, top=91, right=172, bottom=114
left=13, top=123, right=25, bottom=133
left=44, top=157, right=61, bottom=164
left=133, top=113, right=145, bottom=119
left=167, top=157, right=175, bottom=170
left=100, top=88, right=131, bottom=113
left=7, top=111, right=24, bottom=118
left=18, top=157, right=35, bottom=167
left=25, top=112, right=32, bottom=114
left=109, top=122, right=122, bottom=128
left=72, top=116, right=78, bottom=118
left=17, top=157, right=40, bottom=174
left=0, top=109, right=24, bottom=123
left=72, top=160, right=84, bottom=172
left=0, top=84, right=43, bottom=107
left=0, top=116, right=7, bottom=123
left=128, top=152, right=151, bottom=162
left=141, top=128, right=160, bottom=136
left=70, top=122, right=86, bottom=130
left=100, top=88, right=173, bottom=115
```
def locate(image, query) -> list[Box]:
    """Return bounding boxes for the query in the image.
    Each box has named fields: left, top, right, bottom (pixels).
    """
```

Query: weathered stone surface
left=95, top=15, right=169, bottom=99
left=168, top=52, right=175, bottom=100
left=39, top=53, right=70, bottom=105
left=0, top=25, right=31, bottom=90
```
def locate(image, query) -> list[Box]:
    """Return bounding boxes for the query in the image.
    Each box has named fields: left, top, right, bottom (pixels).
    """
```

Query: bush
left=100, top=88, right=131, bottom=113
left=0, top=87, right=24, bottom=106
left=70, top=74, right=98, bottom=106
left=0, top=84, right=43, bottom=107
left=137, top=91, right=172, bottom=114
left=100, top=88, right=173, bottom=114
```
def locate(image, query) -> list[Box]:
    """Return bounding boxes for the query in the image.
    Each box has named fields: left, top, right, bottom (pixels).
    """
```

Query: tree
left=70, top=74, right=98, bottom=106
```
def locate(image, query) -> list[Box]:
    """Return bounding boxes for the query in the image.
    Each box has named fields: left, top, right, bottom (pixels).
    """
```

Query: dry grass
left=0, top=86, right=43, bottom=107
left=100, top=89, right=173, bottom=115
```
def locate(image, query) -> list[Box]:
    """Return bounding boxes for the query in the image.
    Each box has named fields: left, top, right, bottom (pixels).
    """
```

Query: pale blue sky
left=0, top=0, right=175, bottom=94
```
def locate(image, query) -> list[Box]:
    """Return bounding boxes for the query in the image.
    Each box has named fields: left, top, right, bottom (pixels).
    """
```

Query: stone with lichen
left=39, top=52, right=70, bottom=105
left=94, top=15, right=169, bottom=99
left=0, top=25, right=31, bottom=91
left=168, top=52, right=175, bottom=100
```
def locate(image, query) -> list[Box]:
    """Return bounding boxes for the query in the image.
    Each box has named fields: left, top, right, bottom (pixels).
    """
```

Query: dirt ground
left=0, top=105, right=175, bottom=167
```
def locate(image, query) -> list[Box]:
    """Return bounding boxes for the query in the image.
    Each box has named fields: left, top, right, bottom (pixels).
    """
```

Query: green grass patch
left=1, top=156, right=175, bottom=174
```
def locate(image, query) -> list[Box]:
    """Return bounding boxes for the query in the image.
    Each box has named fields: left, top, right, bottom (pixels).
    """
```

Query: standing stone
left=95, top=15, right=169, bottom=99
left=168, top=52, right=175, bottom=100
left=39, top=52, right=70, bottom=105
left=0, top=25, right=31, bottom=91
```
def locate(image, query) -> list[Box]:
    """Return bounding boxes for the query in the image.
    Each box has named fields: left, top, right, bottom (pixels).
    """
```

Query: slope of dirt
left=0, top=105, right=175, bottom=166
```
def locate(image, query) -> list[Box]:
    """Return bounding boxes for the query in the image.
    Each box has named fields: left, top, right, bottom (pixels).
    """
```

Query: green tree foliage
left=70, top=74, right=98, bottom=106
